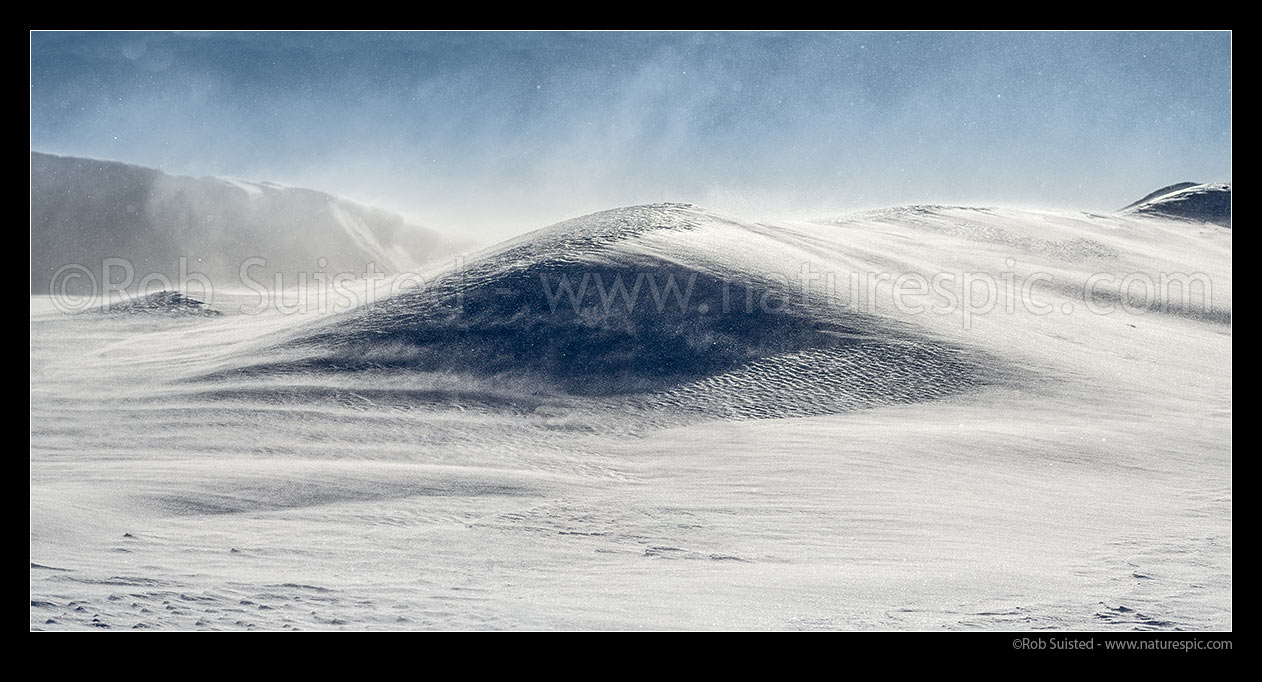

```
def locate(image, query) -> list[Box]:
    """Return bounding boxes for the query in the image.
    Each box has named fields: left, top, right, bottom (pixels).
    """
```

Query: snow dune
left=203, top=204, right=997, bottom=421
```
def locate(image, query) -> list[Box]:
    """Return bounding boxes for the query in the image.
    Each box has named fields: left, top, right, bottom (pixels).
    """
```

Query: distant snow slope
left=1120, top=182, right=1201, bottom=211
left=30, top=152, right=472, bottom=295
left=1119, top=182, right=1231, bottom=227
left=30, top=201, right=1231, bottom=631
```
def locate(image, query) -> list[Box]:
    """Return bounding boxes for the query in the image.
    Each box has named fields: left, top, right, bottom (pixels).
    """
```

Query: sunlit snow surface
left=30, top=204, right=1231, bottom=630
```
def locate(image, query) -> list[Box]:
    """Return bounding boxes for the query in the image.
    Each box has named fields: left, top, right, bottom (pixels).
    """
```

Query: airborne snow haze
left=30, top=31, right=1231, bottom=242
left=30, top=31, right=1231, bottom=634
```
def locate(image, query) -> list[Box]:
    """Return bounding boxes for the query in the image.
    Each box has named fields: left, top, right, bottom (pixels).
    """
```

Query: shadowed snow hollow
left=215, top=204, right=997, bottom=419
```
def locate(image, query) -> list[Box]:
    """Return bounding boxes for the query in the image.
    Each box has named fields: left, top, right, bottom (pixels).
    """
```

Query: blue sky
left=30, top=31, right=1232, bottom=240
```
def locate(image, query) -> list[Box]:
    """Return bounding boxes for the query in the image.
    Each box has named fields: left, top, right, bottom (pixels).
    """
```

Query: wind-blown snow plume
left=30, top=151, right=471, bottom=295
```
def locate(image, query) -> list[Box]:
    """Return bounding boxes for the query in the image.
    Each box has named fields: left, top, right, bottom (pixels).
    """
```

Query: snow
left=30, top=152, right=467, bottom=297
left=220, top=177, right=266, bottom=197
left=30, top=203, right=1231, bottom=630
left=1119, top=183, right=1232, bottom=227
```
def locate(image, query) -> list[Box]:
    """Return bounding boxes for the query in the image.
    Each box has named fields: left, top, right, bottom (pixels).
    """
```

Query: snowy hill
left=220, top=203, right=992, bottom=419
left=1119, top=182, right=1231, bottom=227
left=30, top=152, right=470, bottom=295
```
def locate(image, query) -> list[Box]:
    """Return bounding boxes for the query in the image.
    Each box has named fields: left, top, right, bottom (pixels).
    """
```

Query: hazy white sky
left=31, top=31, right=1231, bottom=241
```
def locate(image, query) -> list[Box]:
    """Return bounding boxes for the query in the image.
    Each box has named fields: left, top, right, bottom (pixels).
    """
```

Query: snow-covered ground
left=30, top=204, right=1231, bottom=630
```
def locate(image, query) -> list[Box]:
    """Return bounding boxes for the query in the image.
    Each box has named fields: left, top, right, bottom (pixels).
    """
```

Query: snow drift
left=215, top=204, right=996, bottom=418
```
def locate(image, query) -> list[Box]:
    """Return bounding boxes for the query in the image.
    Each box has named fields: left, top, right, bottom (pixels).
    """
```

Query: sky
left=30, top=31, right=1232, bottom=242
